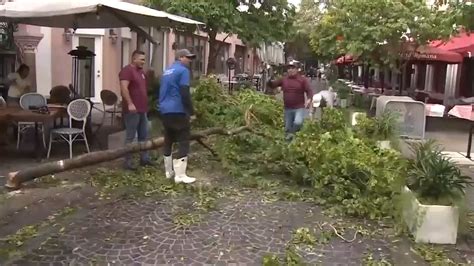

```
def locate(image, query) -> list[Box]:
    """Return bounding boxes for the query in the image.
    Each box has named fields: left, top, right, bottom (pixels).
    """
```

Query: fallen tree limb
left=195, top=138, right=217, bottom=156
left=5, top=126, right=250, bottom=189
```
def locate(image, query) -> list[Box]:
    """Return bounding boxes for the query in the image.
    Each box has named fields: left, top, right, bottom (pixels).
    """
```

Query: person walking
left=267, top=61, right=313, bottom=141
left=119, top=50, right=154, bottom=170
left=158, top=49, right=196, bottom=184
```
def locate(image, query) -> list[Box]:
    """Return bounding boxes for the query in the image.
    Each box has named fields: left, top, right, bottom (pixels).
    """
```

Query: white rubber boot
left=173, top=157, right=196, bottom=184
left=164, top=155, right=174, bottom=179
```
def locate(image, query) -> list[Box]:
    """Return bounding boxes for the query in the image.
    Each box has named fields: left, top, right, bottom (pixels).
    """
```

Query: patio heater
left=68, top=46, right=96, bottom=99
left=226, top=57, right=236, bottom=94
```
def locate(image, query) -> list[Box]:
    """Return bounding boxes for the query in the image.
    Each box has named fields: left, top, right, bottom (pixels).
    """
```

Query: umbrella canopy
left=0, top=0, right=204, bottom=43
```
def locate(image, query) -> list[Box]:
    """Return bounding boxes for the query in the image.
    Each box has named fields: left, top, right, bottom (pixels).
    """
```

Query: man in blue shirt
left=159, top=49, right=196, bottom=184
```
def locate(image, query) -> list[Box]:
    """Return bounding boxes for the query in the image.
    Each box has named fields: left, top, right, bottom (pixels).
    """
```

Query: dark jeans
left=161, top=114, right=190, bottom=159
left=123, top=112, right=150, bottom=165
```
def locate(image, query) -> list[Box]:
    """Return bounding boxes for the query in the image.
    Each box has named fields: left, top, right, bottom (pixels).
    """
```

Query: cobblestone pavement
left=8, top=190, right=406, bottom=265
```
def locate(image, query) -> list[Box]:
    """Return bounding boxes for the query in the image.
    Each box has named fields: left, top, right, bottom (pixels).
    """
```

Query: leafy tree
left=292, top=0, right=332, bottom=62
left=147, top=0, right=296, bottom=73
left=449, top=0, right=474, bottom=31
left=307, top=0, right=459, bottom=68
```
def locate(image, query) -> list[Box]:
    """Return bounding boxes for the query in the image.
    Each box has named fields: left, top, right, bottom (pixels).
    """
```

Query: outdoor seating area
left=217, top=73, right=264, bottom=93
left=335, top=77, right=474, bottom=163
left=0, top=92, right=123, bottom=160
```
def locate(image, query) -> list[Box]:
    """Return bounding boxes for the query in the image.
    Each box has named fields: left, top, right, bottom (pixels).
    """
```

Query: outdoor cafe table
left=447, top=105, right=474, bottom=160
left=0, top=106, right=66, bottom=158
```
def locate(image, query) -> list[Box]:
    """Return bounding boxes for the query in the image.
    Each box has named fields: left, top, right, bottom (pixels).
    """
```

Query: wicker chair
left=47, top=99, right=91, bottom=159
left=17, top=93, right=47, bottom=149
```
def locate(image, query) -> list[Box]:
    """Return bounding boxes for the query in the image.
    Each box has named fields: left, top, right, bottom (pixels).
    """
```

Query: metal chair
left=100, top=90, right=120, bottom=126
left=47, top=99, right=91, bottom=159
left=17, top=93, right=47, bottom=149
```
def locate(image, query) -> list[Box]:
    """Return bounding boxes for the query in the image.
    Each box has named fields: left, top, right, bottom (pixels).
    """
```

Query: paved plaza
left=4, top=187, right=431, bottom=265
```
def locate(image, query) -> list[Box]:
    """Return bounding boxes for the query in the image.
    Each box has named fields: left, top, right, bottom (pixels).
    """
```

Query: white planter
left=402, top=186, right=459, bottom=244
left=340, top=99, right=348, bottom=108
left=377, top=140, right=391, bottom=150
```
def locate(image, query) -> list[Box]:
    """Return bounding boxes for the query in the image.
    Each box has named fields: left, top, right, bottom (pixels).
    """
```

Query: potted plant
left=335, top=82, right=351, bottom=108
left=354, top=111, right=398, bottom=149
left=402, top=140, right=472, bottom=244
left=373, top=111, right=398, bottom=149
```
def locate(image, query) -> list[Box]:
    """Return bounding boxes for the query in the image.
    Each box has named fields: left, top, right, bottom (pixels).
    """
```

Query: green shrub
left=192, top=77, right=407, bottom=219
left=284, top=109, right=406, bottom=218
left=332, top=80, right=351, bottom=99
left=355, top=111, right=398, bottom=141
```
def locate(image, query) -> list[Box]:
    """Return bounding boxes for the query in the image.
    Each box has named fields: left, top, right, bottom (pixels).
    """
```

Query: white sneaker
left=173, top=157, right=196, bottom=184
left=164, top=155, right=174, bottom=179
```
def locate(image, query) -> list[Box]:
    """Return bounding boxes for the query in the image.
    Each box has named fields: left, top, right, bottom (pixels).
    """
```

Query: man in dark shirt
left=119, top=50, right=154, bottom=170
left=158, top=49, right=196, bottom=184
left=268, top=61, right=313, bottom=141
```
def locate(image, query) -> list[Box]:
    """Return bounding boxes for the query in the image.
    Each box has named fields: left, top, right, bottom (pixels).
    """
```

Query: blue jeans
left=124, top=112, right=150, bottom=165
left=284, top=108, right=306, bottom=135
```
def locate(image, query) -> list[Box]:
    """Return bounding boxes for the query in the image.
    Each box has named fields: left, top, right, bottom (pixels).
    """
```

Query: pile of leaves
left=270, top=109, right=406, bottom=218
left=192, top=77, right=407, bottom=219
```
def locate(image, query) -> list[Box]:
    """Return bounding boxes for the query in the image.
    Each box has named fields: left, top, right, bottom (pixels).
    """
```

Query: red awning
left=401, top=45, right=463, bottom=63
left=335, top=55, right=354, bottom=65
left=431, top=32, right=474, bottom=57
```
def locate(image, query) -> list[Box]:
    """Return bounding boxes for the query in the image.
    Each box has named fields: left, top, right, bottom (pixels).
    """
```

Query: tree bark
left=206, top=32, right=231, bottom=74
left=5, top=126, right=251, bottom=190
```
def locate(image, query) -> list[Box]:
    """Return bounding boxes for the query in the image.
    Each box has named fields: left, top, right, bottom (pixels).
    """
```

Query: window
left=215, top=42, right=230, bottom=74
left=235, top=45, right=246, bottom=74
left=174, top=32, right=207, bottom=78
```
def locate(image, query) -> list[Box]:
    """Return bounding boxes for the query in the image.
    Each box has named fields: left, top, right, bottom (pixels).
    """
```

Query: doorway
left=72, top=35, right=103, bottom=102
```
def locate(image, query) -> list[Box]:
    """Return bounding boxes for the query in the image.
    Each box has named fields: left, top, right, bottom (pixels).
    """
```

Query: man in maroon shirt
left=268, top=61, right=313, bottom=141
left=119, top=50, right=153, bottom=170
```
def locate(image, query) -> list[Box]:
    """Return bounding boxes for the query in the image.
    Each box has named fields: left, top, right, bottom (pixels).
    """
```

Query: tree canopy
left=303, top=0, right=459, bottom=66
left=147, top=0, right=296, bottom=73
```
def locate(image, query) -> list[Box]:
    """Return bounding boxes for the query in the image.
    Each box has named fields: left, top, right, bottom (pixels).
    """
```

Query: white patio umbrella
left=0, top=0, right=204, bottom=43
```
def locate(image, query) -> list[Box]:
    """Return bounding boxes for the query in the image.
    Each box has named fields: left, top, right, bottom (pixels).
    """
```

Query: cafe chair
left=100, top=89, right=120, bottom=126
left=49, top=85, right=72, bottom=127
left=17, top=93, right=47, bottom=149
left=47, top=99, right=91, bottom=159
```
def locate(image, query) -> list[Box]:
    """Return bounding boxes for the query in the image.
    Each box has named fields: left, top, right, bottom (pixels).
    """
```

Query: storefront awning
left=335, top=55, right=354, bottom=65
left=401, top=46, right=463, bottom=63
left=431, top=32, right=474, bottom=58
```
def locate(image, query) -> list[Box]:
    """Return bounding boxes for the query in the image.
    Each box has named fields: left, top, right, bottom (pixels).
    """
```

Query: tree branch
left=195, top=138, right=217, bottom=156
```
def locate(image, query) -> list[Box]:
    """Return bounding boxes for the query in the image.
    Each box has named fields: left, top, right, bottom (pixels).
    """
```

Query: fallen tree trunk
left=5, top=126, right=250, bottom=189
